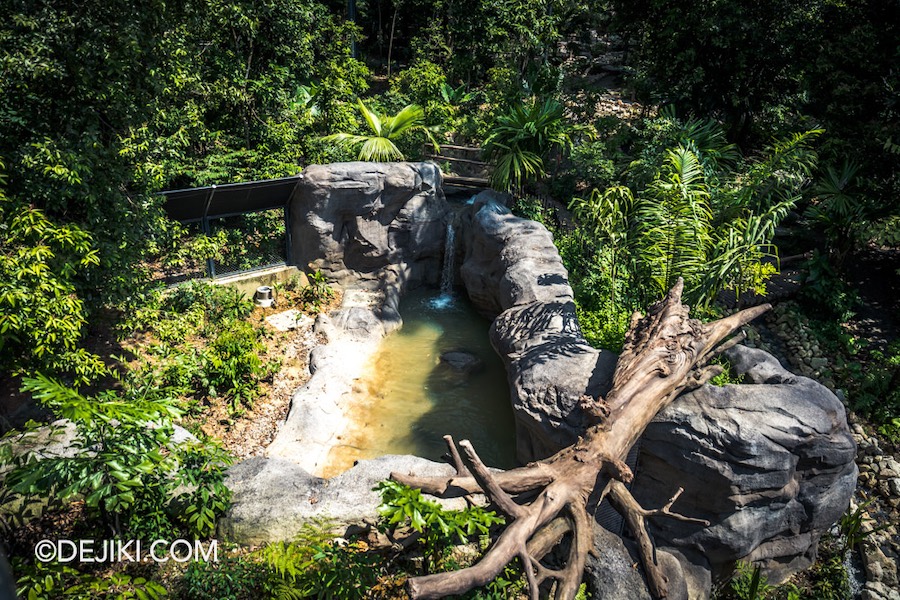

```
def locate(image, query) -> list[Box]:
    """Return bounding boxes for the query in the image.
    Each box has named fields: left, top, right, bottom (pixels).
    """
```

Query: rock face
left=459, top=192, right=617, bottom=462
left=290, top=162, right=449, bottom=300
left=220, top=455, right=459, bottom=544
left=630, top=344, right=858, bottom=584
left=585, top=527, right=711, bottom=600
left=439, top=350, right=485, bottom=374
left=266, top=301, right=388, bottom=475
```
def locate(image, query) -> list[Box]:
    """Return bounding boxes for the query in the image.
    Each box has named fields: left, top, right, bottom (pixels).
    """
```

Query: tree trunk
left=392, top=279, right=769, bottom=599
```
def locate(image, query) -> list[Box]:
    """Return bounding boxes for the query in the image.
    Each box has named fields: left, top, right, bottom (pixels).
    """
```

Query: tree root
left=392, top=280, right=769, bottom=599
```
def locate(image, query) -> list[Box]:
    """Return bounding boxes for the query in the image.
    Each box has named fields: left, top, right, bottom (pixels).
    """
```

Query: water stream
left=321, top=287, right=517, bottom=477
left=429, top=222, right=456, bottom=310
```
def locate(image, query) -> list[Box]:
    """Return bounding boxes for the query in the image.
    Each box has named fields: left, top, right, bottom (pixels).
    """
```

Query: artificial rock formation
left=459, top=192, right=617, bottom=462
left=231, top=165, right=854, bottom=598
left=632, top=344, right=858, bottom=584
left=290, top=161, right=449, bottom=327
left=450, top=191, right=856, bottom=597
left=220, top=454, right=460, bottom=544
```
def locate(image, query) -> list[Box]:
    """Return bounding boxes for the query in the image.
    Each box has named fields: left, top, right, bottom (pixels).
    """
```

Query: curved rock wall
left=632, top=345, right=858, bottom=584
left=459, top=192, right=617, bottom=462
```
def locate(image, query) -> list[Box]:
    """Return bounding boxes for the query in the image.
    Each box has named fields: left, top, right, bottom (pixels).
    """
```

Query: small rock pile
left=751, top=302, right=837, bottom=388
left=853, top=421, right=900, bottom=600
left=743, top=299, right=900, bottom=600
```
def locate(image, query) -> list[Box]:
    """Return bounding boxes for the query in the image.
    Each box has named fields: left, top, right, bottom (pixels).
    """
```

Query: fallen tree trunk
left=392, top=279, right=770, bottom=599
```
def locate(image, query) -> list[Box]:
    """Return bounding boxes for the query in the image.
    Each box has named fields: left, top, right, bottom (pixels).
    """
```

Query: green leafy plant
left=483, top=97, right=573, bottom=192
left=180, top=555, right=273, bottom=600
left=709, top=358, right=746, bottom=386
left=0, top=163, right=104, bottom=385
left=805, top=160, right=873, bottom=272
left=15, top=560, right=166, bottom=600
left=569, top=122, right=821, bottom=313
left=375, top=480, right=505, bottom=574
left=121, top=281, right=277, bottom=416
left=838, top=499, right=882, bottom=552
left=323, top=99, right=438, bottom=161
left=441, top=82, right=477, bottom=107
left=261, top=539, right=382, bottom=600
left=298, top=270, right=335, bottom=312
left=201, top=320, right=277, bottom=413
left=727, top=561, right=773, bottom=600
left=0, top=375, right=232, bottom=538
left=165, top=282, right=253, bottom=329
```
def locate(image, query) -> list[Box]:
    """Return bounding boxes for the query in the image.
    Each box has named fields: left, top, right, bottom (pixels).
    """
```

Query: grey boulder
left=630, top=345, right=857, bottom=583
left=290, top=162, right=449, bottom=291
left=220, top=455, right=458, bottom=544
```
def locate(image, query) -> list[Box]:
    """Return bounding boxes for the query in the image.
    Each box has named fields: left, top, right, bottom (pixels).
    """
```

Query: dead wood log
left=391, top=279, right=770, bottom=599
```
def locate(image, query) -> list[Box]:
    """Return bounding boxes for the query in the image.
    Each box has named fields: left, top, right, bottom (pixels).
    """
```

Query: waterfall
left=440, top=221, right=456, bottom=295
left=428, top=222, right=456, bottom=310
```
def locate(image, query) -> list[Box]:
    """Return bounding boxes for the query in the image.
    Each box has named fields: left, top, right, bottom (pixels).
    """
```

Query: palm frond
left=357, top=137, right=403, bottom=162
left=384, top=104, right=426, bottom=139
left=320, top=132, right=370, bottom=148
left=490, top=148, right=544, bottom=192
left=320, top=101, right=433, bottom=162
left=356, top=99, right=383, bottom=137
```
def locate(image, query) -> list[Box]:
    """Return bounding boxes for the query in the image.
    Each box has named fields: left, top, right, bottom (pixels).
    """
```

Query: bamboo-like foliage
left=569, top=186, right=634, bottom=312
left=571, top=124, right=822, bottom=311
left=638, top=146, right=713, bottom=297
left=322, top=99, right=437, bottom=161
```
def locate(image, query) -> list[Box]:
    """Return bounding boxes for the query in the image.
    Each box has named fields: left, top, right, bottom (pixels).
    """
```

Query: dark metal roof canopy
left=157, top=174, right=302, bottom=279
left=160, top=174, right=303, bottom=223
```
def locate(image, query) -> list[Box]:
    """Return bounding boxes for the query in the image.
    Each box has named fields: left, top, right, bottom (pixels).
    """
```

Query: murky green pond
left=322, top=288, right=517, bottom=476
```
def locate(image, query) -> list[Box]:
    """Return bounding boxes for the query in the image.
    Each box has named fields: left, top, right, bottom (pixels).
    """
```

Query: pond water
left=321, top=287, right=517, bottom=477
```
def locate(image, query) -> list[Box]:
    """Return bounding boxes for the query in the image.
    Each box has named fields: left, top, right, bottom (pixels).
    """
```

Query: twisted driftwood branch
left=392, top=280, right=769, bottom=599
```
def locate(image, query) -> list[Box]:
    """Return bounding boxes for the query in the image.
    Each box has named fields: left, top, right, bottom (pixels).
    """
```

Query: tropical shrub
left=390, top=60, right=451, bottom=125
left=569, top=114, right=821, bottom=312
left=122, top=282, right=277, bottom=414
left=0, top=165, right=104, bottom=385
left=258, top=538, right=382, bottom=600
left=483, top=98, right=573, bottom=192
left=804, top=160, right=875, bottom=271
left=15, top=562, right=167, bottom=600
left=0, top=375, right=232, bottom=538
left=202, top=320, right=278, bottom=412
left=180, top=555, right=273, bottom=600
left=375, top=480, right=505, bottom=574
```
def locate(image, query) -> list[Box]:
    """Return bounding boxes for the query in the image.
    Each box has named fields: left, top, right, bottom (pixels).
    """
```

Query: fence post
left=202, top=185, right=217, bottom=279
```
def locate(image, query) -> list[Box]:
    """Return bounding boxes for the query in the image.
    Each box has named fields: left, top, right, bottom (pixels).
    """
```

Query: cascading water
left=428, top=221, right=456, bottom=310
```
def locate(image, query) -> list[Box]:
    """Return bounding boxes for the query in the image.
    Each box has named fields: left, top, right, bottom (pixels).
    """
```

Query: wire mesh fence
left=207, top=208, right=287, bottom=278
left=151, top=207, right=288, bottom=285
left=150, top=221, right=209, bottom=286
left=155, top=175, right=300, bottom=286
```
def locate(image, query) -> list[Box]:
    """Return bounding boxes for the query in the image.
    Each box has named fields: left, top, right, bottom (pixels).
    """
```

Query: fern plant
left=255, top=538, right=381, bottom=600
left=570, top=126, right=822, bottom=312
